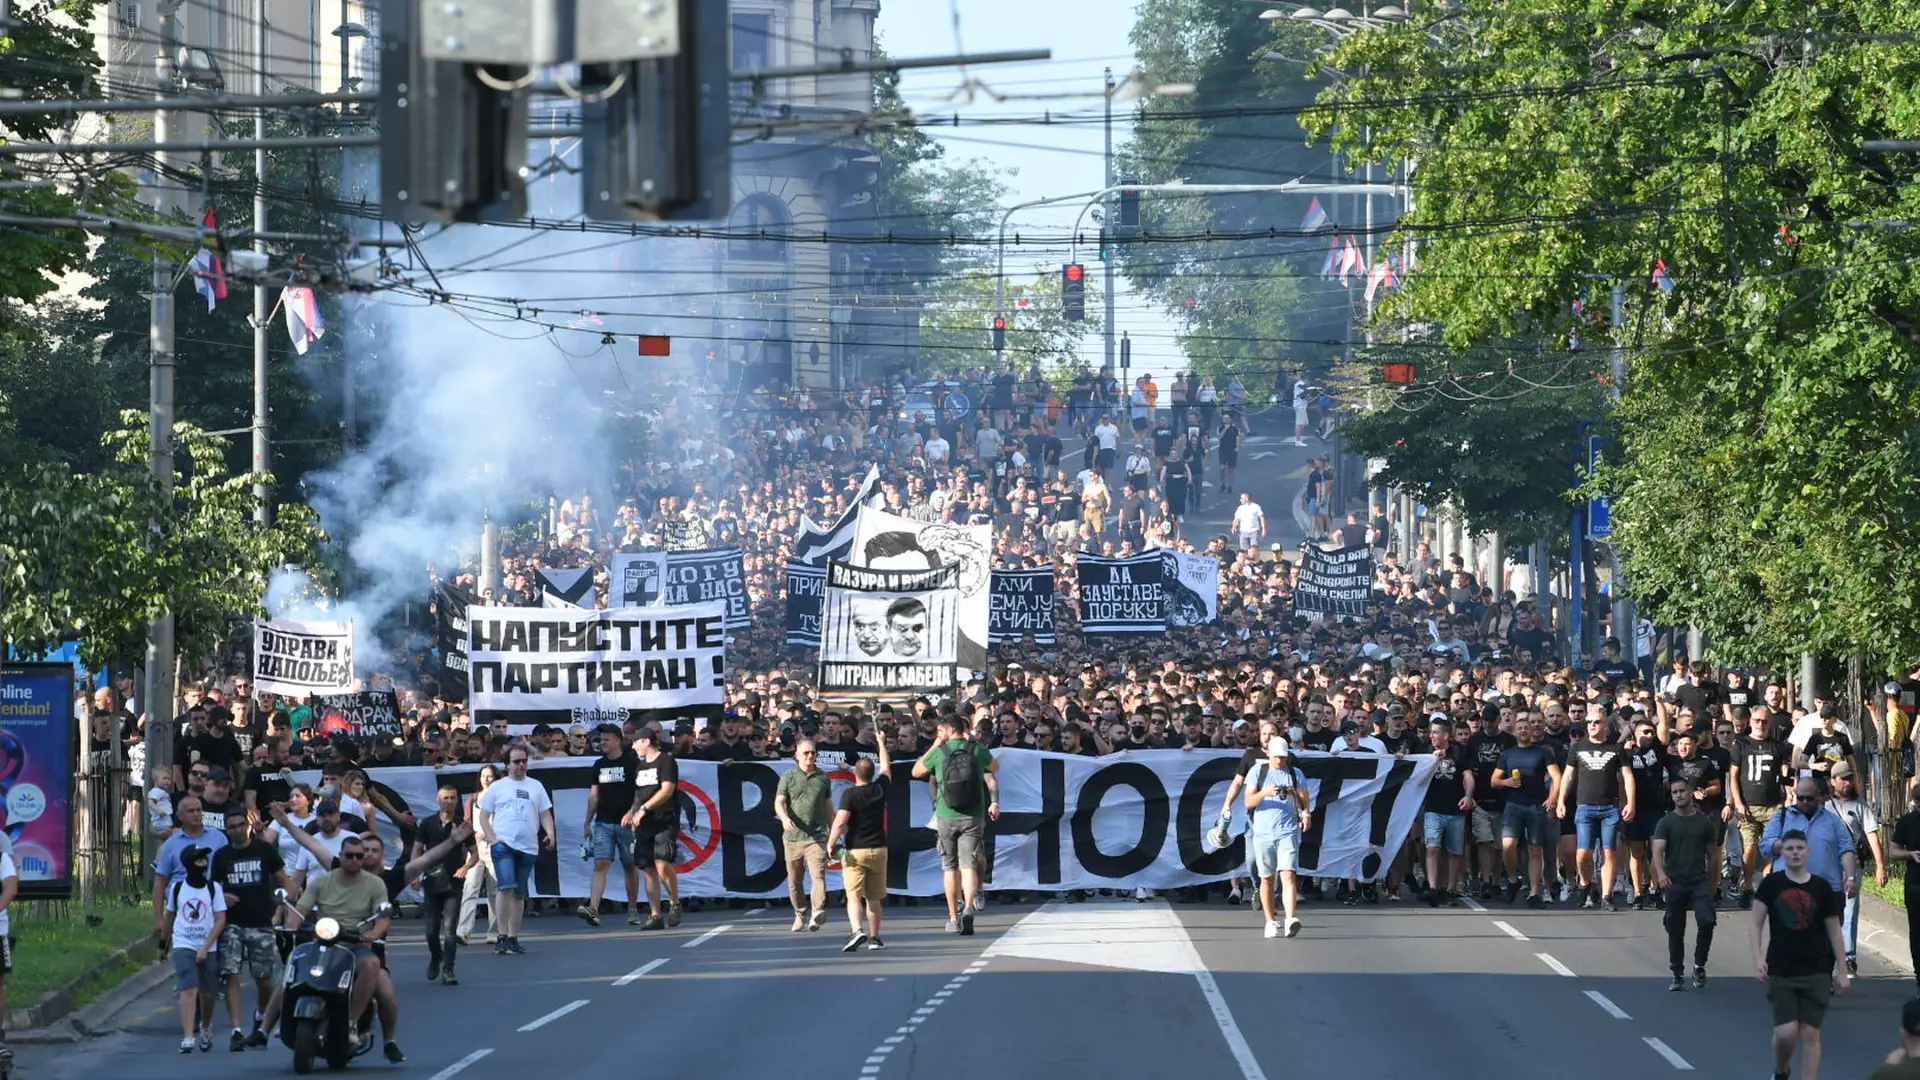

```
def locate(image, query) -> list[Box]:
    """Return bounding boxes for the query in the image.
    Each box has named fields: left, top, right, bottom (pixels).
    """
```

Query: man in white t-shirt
left=924, top=432, right=950, bottom=465
left=1092, top=416, right=1121, bottom=478
left=473, top=746, right=555, bottom=955
left=1231, top=492, right=1266, bottom=551
left=167, top=845, right=228, bottom=1053
left=1290, top=379, right=1311, bottom=446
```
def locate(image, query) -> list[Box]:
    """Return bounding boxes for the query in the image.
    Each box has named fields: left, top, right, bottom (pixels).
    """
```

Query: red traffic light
left=1065, top=263, right=1084, bottom=282
left=992, top=316, right=1006, bottom=329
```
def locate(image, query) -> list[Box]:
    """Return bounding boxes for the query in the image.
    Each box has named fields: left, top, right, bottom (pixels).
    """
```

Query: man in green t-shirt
left=912, top=717, right=999, bottom=936
left=1653, top=777, right=1719, bottom=991
left=775, top=742, right=835, bottom=932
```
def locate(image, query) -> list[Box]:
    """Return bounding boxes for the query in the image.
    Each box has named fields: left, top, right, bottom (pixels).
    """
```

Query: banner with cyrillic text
left=849, top=507, right=991, bottom=670
left=467, top=603, right=726, bottom=733
left=989, top=569, right=1056, bottom=644
left=253, top=618, right=354, bottom=696
left=609, top=550, right=749, bottom=630
left=1075, top=551, right=1165, bottom=635
left=817, top=561, right=960, bottom=695
left=323, top=749, right=1433, bottom=901
left=784, top=561, right=825, bottom=647
left=1293, top=542, right=1374, bottom=620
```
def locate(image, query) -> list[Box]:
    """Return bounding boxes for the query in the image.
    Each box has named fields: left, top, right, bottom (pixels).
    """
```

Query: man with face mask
left=167, top=845, right=227, bottom=1053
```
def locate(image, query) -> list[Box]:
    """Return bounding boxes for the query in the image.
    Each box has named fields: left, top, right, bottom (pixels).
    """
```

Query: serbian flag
left=283, top=276, right=326, bottom=355
left=1338, top=239, right=1363, bottom=283
left=1319, top=238, right=1341, bottom=279
left=1365, top=256, right=1396, bottom=303
left=1651, top=259, right=1675, bottom=293
left=188, top=206, right=227, bottom=312
left=1300, top=197, right=1329, bottom=232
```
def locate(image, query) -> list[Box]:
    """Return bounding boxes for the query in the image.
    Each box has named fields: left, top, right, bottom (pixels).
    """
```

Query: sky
left=873, top=0, right=1185, bottom=376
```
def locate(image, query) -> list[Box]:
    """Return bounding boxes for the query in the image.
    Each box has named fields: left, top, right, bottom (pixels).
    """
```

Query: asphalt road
left=21, top=890, right=1912, bottom=1080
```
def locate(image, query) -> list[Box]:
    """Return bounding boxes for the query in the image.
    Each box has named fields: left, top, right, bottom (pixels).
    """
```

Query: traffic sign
left=1586, top=434, right=1612, bottom=539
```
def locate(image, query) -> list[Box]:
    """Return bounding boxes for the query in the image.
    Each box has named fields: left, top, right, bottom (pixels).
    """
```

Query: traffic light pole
left=1102, top=67, right=1116, bottom=375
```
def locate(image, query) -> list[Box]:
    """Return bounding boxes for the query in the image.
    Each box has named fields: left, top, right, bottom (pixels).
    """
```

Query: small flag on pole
left=1338, top=239, right=1363, bottom=283
left=282, top=275, right=326, bottom=354
left=1651, top=259, right=1675, bottom=293
left=1300, top=197, right=1329, bottom=232
left=188, top=205, right=227, bottom=312
left=1319, top=238, right=1341, bottom=279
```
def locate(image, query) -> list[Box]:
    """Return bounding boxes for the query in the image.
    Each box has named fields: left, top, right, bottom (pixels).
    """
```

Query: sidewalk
left=1860, top=892, right=1914, bottom=976
left=9, top=946, right=172, bottom=1045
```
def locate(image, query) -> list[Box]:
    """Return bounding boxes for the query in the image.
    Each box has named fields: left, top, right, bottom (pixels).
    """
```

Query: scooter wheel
left=292, top=1017, right=321, bottom=1075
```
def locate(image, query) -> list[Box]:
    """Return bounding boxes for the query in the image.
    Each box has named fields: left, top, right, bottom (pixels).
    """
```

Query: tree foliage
left=918, top=264, right=1099, bottom=375
left=2, top=413, right=327, bottom=668
left=0, top=0, right=108, bottom=302
left=1306, top=0, right=1920, bottom=664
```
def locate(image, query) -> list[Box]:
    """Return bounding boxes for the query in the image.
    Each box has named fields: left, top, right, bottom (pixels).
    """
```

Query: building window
left=732, top=12, right=771, bottom=72
left=116, top=2, right=141, bottom=32
left=729, top=193, right=788, bottom=262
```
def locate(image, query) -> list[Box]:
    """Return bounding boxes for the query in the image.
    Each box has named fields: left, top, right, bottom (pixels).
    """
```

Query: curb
left=6, top=938, right=168, bottom=1045
left=1859, top=891, right=1913, bottom=973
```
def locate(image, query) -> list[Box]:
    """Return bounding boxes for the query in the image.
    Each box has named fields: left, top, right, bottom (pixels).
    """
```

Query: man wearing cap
left=621, top=725, right=683, bottom=930
left=1245, top=737, right=1309, bottom=939
left=198, top=767, right=245, bottom=836
left=1758, top=778, right=1859, bottom=911
left=1827, top=762, right=1886, bottom=976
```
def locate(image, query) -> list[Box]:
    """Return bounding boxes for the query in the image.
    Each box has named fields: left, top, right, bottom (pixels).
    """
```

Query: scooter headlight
left=313, top=917, right=341, bottom=942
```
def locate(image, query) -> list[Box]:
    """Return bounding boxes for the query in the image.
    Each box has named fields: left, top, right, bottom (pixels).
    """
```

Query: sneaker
left=1580, top=886, right=1595, bottom=910
left=1527, top=893, right=1545, bottom=910
left=1692, top=966, right=1707, bottom=989
left=246, top=1028, right=268, bottom=1048
left=181, top=1038, right=196, bottom=1054
left=667, top=902, right=683, bottom=928
left=1847, top=958, right=1858, bottom=976
left=427, top=957, right=442, bottom=982
left=961, top=912, right=975, bottom=936
left=867, top=937, right=887, bottom=950
left=1503, top=881, right=1521, bottom=904
left=1602, top=896, right=1620, bottom=913
left=494, top=938, right=508, bottom=955
left=198, top=1030, right=212, bottom=1052
left=643, top=915, right=665, bottom=931
left=229, top=1030, right=246, bottom=1052
left=505, top=937, right=527, bottom=955
left=576, top=905, right=601, bottom=927
left=458, top=933, right=471, bottom=946
left=945, top=918, right=962, bottom=934
left=384, top=1041, right=406, bottom=1064
left=1227, top=888, right=1243, bottom=905
left=1263, top=920, right=1279, bottom=939
left=1668, top=974, right=1685, bottom=992
left=792, top=913, right=808, bottom=932
left=808, top=911, right=826, bottom=932
left=628, top=908, right=644, bottom=926
left=974, top=892, right=988, bottom=911
left=1133, top=886, right=1152, bottom=902
left=844, top=931, right=869, bottom=953
left=1557, top=880, right=1573, bottom=904
left=442, top=966, right=459, bottom=986
left=1284, top=917, right=1302, bottom=938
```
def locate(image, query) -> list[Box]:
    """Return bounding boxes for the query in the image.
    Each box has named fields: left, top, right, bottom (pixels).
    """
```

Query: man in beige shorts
left=827, top=729, right=894, bottom=952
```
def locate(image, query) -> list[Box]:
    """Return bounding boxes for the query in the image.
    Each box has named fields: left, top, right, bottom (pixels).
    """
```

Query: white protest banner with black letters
left=1160, top=551, right=1220, bottom=627
left=818, top=560, right=960, bottom=694
left=784, top=561, right=825, bottom=647
left=311, top=690, right=402, bottom=740
left=989, top=568, right=1056, bottom=644
left=253, top=618, right=354, bottom=696
left=849, top=507, right=991, bottom=670
left=467, top=603, right=726, bottom=733
left=1075, top=551, right=1165, bottom=634
left=1293, top=542, right=1375, bottom=619
left=332, top=749, right=1431, bottom=900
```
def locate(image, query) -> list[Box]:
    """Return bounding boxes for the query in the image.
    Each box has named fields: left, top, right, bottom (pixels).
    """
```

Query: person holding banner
left=826, top=727, right=894, bottom=953
left=913, top=717, right=1000, bottom=937
left=1245, top=737, right=1309, bottom=939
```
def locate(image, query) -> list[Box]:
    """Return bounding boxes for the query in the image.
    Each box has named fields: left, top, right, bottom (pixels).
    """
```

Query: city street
left=23, top=895, right=1911, bottom=1079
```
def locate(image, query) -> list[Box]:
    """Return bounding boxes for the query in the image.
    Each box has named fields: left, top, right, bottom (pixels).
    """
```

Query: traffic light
left=377, top=0, right=529, bottom=223
left=1062, top=263, right=1086, bottom=322
left=991, top=315, right=1006, bottom=352
left=581, top=0, right=731, bottom=222
left=1118, top=187, right=1140, bottom=231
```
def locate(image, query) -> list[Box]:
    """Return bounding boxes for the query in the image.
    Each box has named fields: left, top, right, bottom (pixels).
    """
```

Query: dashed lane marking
left=1535, top=953, right=1576, bottom=978
left=430, top=1048, right=495, bottom=1079
left=1492, top=920, right=1529, bottom=941
left=1584, top=990, right=1630, bottom=1020
left=518, top=1000, right=590, bottom=1032
left=612, top=958, right=668, bottom=986
left=1643, top=1037, right=1694, bottom=1070
left=855, top=959, right=992, bottom=1077
left=683, top=924, right=734, bottom=948
left=1458, top=897, right=1487, bottom=912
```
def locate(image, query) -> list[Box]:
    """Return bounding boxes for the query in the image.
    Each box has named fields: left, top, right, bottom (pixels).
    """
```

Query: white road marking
left=1643, top=1036, right=1694, bottom=1070
left=1535, top=953, right=1576, bottom=978
left=430, top=1049, right=495, bottom=1080
left=1584, top=990, right=1630, bottom=1019
left=1492, top=920, right=1529, bottom=941
left=858, top=959, right=991, bottom=1078
left=612, top=958, right=668, bottom=987
left=682, top=924, right=733, bottom=948
left=518, top=999, right=590, bottom=1032
left=1458, top=897, right=1486, bottom=912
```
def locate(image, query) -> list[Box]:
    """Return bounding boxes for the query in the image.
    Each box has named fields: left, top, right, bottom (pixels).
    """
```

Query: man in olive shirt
left=1654, top=778, right=1719, bottom=992
left=774, top=741, right=834, bottom=932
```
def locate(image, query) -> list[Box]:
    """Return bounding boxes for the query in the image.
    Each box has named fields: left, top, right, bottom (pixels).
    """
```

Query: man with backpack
left=913, top=716, right=1000, bottom=936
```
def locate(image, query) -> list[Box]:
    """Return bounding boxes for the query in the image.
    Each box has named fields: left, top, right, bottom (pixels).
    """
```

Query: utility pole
left=252, top=1, right=272, bottom=526
left=144, top=0, right=184, bottom=875
left=1608, top=283, right=1633, bottom=661
left=1102, top=67, right=1116, bottom=376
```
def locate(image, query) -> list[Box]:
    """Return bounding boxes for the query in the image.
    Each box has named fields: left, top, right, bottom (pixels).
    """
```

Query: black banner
left=661, top=549, right=750, bottom=630
left=1293, top=542, right=1375, bottom=619
left=312, top=690, right=403, bottom=741
left=432, top=582, right=473, bottom=702
left=989, top=568, right=1056, bottom=644
left=1075, top=551, right=1165, bottom=635
left=785, top=561, right=825, bottom=647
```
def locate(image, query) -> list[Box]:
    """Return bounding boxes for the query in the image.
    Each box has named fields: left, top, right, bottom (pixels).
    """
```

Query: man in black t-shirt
left=1623, top=718, right=1671, bottom=908
left=1493, top=715, right=1562, bottom=907
left=1463, top=709, right=1515, bottom=900
left=1797, top=708, right=1857, bottom=792
left=413, top=785, right=472, bottom=984
left=1751, top=830, right=1848, bottom=1079
left=1730, top=709, right=1789, bottom=908
left=580, top=726, right=640, bottom=928
left=827, top=731, right=893, bottom=952
left=1666, top=731, right=1728, bottom=900
left=198, top=768, right=246, bottom=836
left=621, top=727, right=681, bottom=930
left=212, top=815, right=287, bottom=1050
left=243, top=733, right=295, bottom=825
left=1557, top=715, right=1635, bottom=912
left=1420, top=717, right=1476, bottom=907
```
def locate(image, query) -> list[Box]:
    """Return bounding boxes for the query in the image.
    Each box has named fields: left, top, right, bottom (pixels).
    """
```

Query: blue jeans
left=1574, top=805, right=1621, bottom=852
left=491, top=842, right=535, bottom=894
left=1423, top=812, right=1466, bottom=856
left=590, top=820, right=635, bottom=866
left=1843, top=890, right=1860, bottom=962
left=1501, top=803, right=1550, bottom=847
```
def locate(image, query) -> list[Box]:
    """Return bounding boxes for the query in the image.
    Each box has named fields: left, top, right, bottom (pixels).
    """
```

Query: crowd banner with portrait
left=817, top=560, right=961, bottom=695
left=1293, top=543, right=1375, bottom=620
left=534, top=566, right=595, bottom=609
left=466, top=602, right=727, bottom=734
left=610, top=549, right=750, bottom=630
left=431, top=581, right=474, bottom=702
left=1075, top=551, right=1166, bottom=635
left=989, top=568, right=1057, bottom=645
left=253, top=618, right=355, bottom=696
left=848, top=506, right=991, bottom=671
left=1160, top=551, right=1220, bottom=628
left=322, top=749, right=1432, bottom=900
left=783, top=561, right=826, bottom=647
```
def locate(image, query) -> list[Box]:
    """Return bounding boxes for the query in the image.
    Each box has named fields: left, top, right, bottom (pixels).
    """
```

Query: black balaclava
left=184, top=847, right=211, bottom=888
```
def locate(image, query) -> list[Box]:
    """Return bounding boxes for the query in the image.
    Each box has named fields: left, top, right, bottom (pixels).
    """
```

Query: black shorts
left=1095, top=448, right=1116, bottom=469
left=1559, top=812, right=1578, bottom=838
left=635, top=826, right=679, bottom=866
left=1624, top=806, right=1664, bottom=843
left=1219, top=451, right=1237, bottom=468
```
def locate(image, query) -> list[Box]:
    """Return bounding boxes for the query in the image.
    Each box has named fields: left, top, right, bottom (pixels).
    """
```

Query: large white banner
left=817, top=561, right=960, bottom=695
left=1160, top=551, right=1220, bottom=627
left=849, top=507, right=991, bottom=670
left=253, top=618, right=354, bottom=696
left=329, top=750, right=1433, bottom=901
left=467, top=603, right=726, bottom=733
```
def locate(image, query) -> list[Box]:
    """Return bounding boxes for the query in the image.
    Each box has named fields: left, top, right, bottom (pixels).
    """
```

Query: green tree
left=918, top=264, right=1100, bottom=375
left=1303, top=1, right=1920, bottom=665
left=1, top=413, right=327, bottom=668
left=0, top=0, right=105, bottom=304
